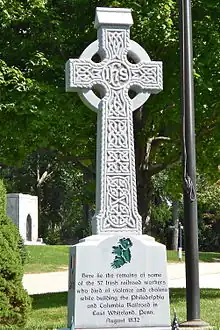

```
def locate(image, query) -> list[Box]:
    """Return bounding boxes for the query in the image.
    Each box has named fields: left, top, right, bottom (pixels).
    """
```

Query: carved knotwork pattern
left=107, top=90, right=128, bottom=117
left=74, top=62, right=102, bottom=87
left=130, top=64, right=162, bottom=89
left=107, top=31, right=126, bottom=59
left=104, top=176, right=135, bottom=229
left=72, top=60, right=162, bottom=90
left=107, top=150, right=129, bottom=174
left=101, top=29, right=129, bottom=60
left=66, top=22, right=163, bottom=234
left=107, top=119, right=128, bottom=149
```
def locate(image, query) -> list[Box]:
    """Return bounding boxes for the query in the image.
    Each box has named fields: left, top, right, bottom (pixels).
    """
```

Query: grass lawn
left=1, top=290, right=219, bottom=329
left=167, top=250, right=220, bottom=263
left=7, top=289, right=216, bottom=329
left=24, top=245, right=220, bottom=273
left=25, top=292, right=67, bottom=330
left=24, top=245, right=69, bottom=273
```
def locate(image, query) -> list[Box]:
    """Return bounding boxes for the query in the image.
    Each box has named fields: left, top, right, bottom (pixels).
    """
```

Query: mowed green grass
left=170, top=289, right=220, bottom=327
left=1, top=289, right=219, bottom=329
left=24, top=245, right=69, bottom=273
left=167, top=250, right=220, bottom=263
left=5, top=289, right=217, bottom=329
left=24, top=245, right=220, bottom=273
left=25, top=292, right=67, bottom=330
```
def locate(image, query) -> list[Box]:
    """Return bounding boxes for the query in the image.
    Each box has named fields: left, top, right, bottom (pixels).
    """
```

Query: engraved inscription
left=102, top=61, right=130, bottom=88
left=75, top=270, right=168, bottom=327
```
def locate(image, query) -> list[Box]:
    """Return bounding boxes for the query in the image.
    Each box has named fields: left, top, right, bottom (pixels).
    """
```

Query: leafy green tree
left=1, top=150, right=94, bottom=243
left=0, top=0, right=219, bottom=233
left=197, top=177, right=220, bottom=251
left=0, top=180, right=31, bottom=327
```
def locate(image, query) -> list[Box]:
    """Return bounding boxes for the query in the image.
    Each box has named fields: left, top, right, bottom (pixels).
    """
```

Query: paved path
left=23, top=262, right=220, bottom=295
left=167, top=262, right=220, bottom=289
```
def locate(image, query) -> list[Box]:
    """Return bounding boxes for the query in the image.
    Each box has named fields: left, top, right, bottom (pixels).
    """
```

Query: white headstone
left=7, top=193, right=41, bottom=245
left=64, top=7, right=170, bottom=330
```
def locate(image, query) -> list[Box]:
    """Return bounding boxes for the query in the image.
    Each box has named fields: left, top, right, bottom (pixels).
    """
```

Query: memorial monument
left=7, top=193, right=43, bottom=245
left=64, top=7, right=170, bottom=330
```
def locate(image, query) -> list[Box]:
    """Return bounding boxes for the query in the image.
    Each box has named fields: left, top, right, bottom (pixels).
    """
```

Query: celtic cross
left=66, top=7, right=163, bottom=235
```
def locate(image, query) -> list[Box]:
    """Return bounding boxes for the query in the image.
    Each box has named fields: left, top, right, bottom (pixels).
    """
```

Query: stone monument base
left=67, top=235, right=171, bottom=330
left=24, top=238, right=45, bottom=245
left=24, top=241, right=45, bottom=245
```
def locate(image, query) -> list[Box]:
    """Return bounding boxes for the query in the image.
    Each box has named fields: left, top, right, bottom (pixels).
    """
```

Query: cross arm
left=65, top=59, right=103, bottom=92
left=129, top=61, right=163, bottom=94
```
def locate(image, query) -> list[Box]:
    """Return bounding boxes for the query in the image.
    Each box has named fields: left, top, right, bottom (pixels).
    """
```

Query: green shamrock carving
left=111, top=238, right=133, bottom=269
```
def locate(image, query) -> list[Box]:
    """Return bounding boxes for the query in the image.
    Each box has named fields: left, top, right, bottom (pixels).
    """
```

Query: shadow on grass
left=31, top=292, right=67, bottom=309
left=170, top=288, right=220, bottom=300
left=199, top=252, right=220, bottom=262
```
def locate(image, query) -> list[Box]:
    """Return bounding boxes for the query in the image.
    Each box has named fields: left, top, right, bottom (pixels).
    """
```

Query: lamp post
left=179, top=0, right=209, bottom=327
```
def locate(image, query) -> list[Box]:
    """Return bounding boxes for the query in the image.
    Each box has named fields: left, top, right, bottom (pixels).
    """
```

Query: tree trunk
left=133, top=107, right=153, bottom=234
left=137, top=169, right=153, bottom=234
left=133, top=107, right=178, bottom=235
left=36, top=184, right=43, bottom=237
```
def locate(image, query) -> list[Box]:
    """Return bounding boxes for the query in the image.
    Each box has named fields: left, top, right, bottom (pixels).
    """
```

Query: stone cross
left=66, top=7, right=162, bottom=235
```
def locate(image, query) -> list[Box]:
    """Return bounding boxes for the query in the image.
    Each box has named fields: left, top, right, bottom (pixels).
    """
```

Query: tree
left=0, top=180, right=31, bottom=327
left=0, top=0, right=219, bottom=233
left=197, top=176, right=220, bottom=251
left=1, top=149, right=95, bottom=243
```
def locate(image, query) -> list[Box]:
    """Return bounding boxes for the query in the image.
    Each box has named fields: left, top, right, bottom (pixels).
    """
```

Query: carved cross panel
left=66, top=7, right=163, bottom=235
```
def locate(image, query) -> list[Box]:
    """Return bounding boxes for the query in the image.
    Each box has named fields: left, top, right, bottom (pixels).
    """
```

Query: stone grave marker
left=7, top=193, right=43, bottom=245
left=64, top=7, right=170, bottom=330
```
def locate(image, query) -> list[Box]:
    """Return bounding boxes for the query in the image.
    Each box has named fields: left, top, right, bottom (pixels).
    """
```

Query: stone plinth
left=67, top=235, right=170, bottom=330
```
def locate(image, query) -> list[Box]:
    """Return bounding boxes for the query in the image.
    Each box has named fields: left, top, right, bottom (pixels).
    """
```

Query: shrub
left=0, top=180, right=31, bottom=327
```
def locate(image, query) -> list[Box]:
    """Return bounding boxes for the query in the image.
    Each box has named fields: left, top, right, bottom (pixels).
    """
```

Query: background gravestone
left=63, top=7, right=170, bottom=330
left=7, top=193, right=41, bottom=245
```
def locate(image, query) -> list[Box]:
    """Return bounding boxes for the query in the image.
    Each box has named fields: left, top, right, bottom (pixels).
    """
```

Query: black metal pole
left=179, top=2, right=211, bottom=325
left=179, top=0, right=201, bottom=323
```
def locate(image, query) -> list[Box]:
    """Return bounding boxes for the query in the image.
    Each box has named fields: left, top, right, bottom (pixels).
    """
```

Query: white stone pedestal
left=67, top=235, right=171, bottom=330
